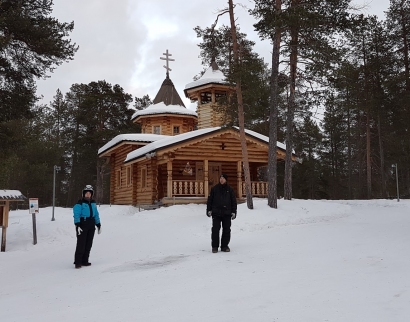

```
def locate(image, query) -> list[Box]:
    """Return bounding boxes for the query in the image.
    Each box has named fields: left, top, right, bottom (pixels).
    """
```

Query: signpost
left=29, top=198, right=39, bottom=245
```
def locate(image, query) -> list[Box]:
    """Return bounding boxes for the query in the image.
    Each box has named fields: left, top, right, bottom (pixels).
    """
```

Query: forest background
left=1, top=0, right=409, bottom=207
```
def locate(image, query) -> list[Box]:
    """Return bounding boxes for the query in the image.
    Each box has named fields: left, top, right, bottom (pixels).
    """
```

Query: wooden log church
left=98, top=51, right=296, bottom=205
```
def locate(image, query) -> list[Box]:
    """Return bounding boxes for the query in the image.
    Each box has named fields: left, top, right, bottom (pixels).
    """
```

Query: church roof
left=153, top=76, right=186, bottom=107
left=184, top=63, right=227, bottom=92
left=124, top=127, right=287, bottom=163
left=98, top=133, right=169, bottom=156
left=131, top=102, right=197, bottom=121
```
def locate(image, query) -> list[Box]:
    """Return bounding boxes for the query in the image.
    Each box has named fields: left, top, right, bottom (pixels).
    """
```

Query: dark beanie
left=220, top=173, right=228, bottom=181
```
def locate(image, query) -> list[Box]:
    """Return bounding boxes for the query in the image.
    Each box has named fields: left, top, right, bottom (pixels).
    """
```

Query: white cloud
left=36, top=0, right=390, bottom=108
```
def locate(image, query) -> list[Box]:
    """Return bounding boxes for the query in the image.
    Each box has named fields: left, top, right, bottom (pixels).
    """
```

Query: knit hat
left=220, top=173, right=228, bottom=181
left=82, top=184, right=94, bottom=197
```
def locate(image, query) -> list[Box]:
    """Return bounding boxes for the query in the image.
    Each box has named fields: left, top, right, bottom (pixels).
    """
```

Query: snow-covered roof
left=98, top=133, right=168, bottom=155
left=0, top=190, right=26, bottom=200
left=185, top=65, right=227, bottom=91
left=124, top=127, right=289, bottom=163
left=125, top=127, right=221, bottom=162
left=235, top=127, right=286, bottom=151
left=131, top=102, right=197, bottom=120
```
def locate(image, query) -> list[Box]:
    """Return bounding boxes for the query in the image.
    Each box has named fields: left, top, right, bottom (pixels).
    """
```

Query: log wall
left=137, top=115, right=197, bottom=136
left=110, top=145, right=139, bottom=205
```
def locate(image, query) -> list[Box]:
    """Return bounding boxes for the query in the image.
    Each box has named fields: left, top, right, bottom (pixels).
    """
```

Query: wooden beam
left=1, top=201, right=9, bottom=252
left=204, top=160, right=209, bottom=197
left=167, top=160, right=173, bottom=198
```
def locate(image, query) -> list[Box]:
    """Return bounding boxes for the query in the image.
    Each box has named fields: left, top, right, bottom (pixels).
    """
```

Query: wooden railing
left=242, top=181, right=268, bottom=197
left=172, top=180, right=205, bottom=196
left=170, top=180, right=268, bottom=197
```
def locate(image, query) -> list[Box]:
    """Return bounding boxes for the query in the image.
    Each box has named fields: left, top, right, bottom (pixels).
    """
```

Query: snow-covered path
left=1, top=199, right=409, bottom=321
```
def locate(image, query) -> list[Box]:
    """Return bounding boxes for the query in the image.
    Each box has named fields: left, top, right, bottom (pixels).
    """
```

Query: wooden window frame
left=141, top=167, right=147, bottom=189
left=115, top=169, right=121, bottom=189
left=173, top=125, right=180, bottom=135
left=126, top=165, right=132, bottom=186
left=153, top=125, right=161, bottom=135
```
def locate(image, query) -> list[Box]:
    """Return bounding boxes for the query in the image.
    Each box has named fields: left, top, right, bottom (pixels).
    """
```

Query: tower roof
left=131, top=101, right=197, bottom=121
left=153, top=75, right=186, bottom=107
left=184, top=63, right=227, bottom=92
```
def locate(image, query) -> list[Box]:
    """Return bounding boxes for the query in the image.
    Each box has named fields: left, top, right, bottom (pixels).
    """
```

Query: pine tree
left=252, top=0, right=351, bottom=200
left=0, top=0, right=78, bottom=122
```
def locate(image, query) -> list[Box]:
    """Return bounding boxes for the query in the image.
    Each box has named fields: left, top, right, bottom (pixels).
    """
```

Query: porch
left=158, top=179, right=268, bottom=205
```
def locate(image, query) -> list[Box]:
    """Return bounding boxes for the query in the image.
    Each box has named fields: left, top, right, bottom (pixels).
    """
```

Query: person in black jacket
left=206, top=173, right=237, bottom=253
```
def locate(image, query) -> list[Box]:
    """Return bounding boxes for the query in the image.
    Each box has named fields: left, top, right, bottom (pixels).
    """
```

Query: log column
left=204, top=159, right=209, bottom=197
left=1, top=201, right=10, bottom=252
left=167, top=160, right=173, bottom=198
left=237, top=161, right=242, bottom=198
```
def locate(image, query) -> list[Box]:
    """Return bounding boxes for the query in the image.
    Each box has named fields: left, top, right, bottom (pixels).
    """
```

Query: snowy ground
left=0, top=199, right=409, bottom=322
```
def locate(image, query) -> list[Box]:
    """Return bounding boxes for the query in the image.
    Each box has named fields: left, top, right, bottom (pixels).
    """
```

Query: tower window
left=215, top=91, right=226, bottom=102
left=200, top=92, right=212, bottom=104
left=173, top=126, right=180, bottom=135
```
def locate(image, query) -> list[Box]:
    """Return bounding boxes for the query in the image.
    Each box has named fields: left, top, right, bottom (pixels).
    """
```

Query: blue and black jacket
left=73, top=198, right=100, bottom=225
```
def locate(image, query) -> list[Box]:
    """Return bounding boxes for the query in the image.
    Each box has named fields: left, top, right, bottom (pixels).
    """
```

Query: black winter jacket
left=207, top=183, right=237, bottom=216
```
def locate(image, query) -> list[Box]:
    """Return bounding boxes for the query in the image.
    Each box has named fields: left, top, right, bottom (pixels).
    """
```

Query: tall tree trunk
left=362, top=34, right=372, bottom=199
left=66, top=131, right=79, bottom=206
left=377, top=113, right=386, bottom=197
left=398, top=1, right=410, bottom=92
left=284, top=11, right=298, bottom=200
left=366, top=110, right=371, bottom=198
left=347, top=91, right=352, bottom=199
left=228, top=0, right=253, bottom=209
left=267, top=0, right=282, bottom=209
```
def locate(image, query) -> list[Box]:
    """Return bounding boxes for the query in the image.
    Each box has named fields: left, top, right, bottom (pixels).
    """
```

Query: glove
left=231, top=213, right=236, bottom=220
left=96, top=223, right=101, bottom=234
left=75, top=224, right=83, bottom=236
left=207, top=211, right=212, bottom=217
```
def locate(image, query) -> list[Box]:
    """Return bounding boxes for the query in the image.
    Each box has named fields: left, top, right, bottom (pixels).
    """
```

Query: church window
left=115, top=169, right=121, bottom=188
left=126, top=166, right=132, bottom=186
left=141, top=167, right=147, bottom=188
left=153, top=126, right=161, bottom=134
left=173, top=126, right=180, bottom=135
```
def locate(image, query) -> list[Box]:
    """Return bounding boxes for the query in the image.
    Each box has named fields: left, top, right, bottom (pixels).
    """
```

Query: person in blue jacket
left=73, top=185, right=101, bottom=269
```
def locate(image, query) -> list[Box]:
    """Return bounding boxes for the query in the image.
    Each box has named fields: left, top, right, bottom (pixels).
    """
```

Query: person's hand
left=75, top=224, right=83, bottom=236
left=96, top=223, right=101, bottom=234
left=231, top=213, right=236, bottom=220
left=207, top=211, right=212, bottom=217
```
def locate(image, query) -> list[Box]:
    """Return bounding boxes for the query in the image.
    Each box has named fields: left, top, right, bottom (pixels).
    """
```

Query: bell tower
left=184, top=60, right=232, bottom=129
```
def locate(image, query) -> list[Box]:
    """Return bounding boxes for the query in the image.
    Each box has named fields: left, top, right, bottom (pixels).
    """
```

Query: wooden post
left=1, top=226, right=6, bottom=252
left=167, top=160, right=173, bottom=198
left=204, top=160, right=209, bottom=197
left=237, top=161, right=242, bottom=198
left=1, top=201, right=9, bottom=252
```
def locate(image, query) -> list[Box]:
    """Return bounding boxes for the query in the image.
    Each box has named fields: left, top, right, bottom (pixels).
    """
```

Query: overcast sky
left=36, top=0, right=390, bottom=110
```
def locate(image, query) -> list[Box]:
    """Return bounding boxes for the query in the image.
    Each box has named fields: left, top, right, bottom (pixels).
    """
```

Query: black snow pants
left=211, top=215, right=231, bottom=248
left=74, top=217, right=96, bottom=265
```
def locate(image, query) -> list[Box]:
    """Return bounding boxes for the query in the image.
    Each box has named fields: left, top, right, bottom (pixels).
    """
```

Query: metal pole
left=32, top=213, right=37, bottom=245
left=52, top=165, right=56, bottom=221
left=395, top=163, right=400, bottom=202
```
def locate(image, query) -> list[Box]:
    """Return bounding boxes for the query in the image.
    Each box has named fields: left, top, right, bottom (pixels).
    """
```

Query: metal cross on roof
left=160, top=49, right=175, bottom=75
